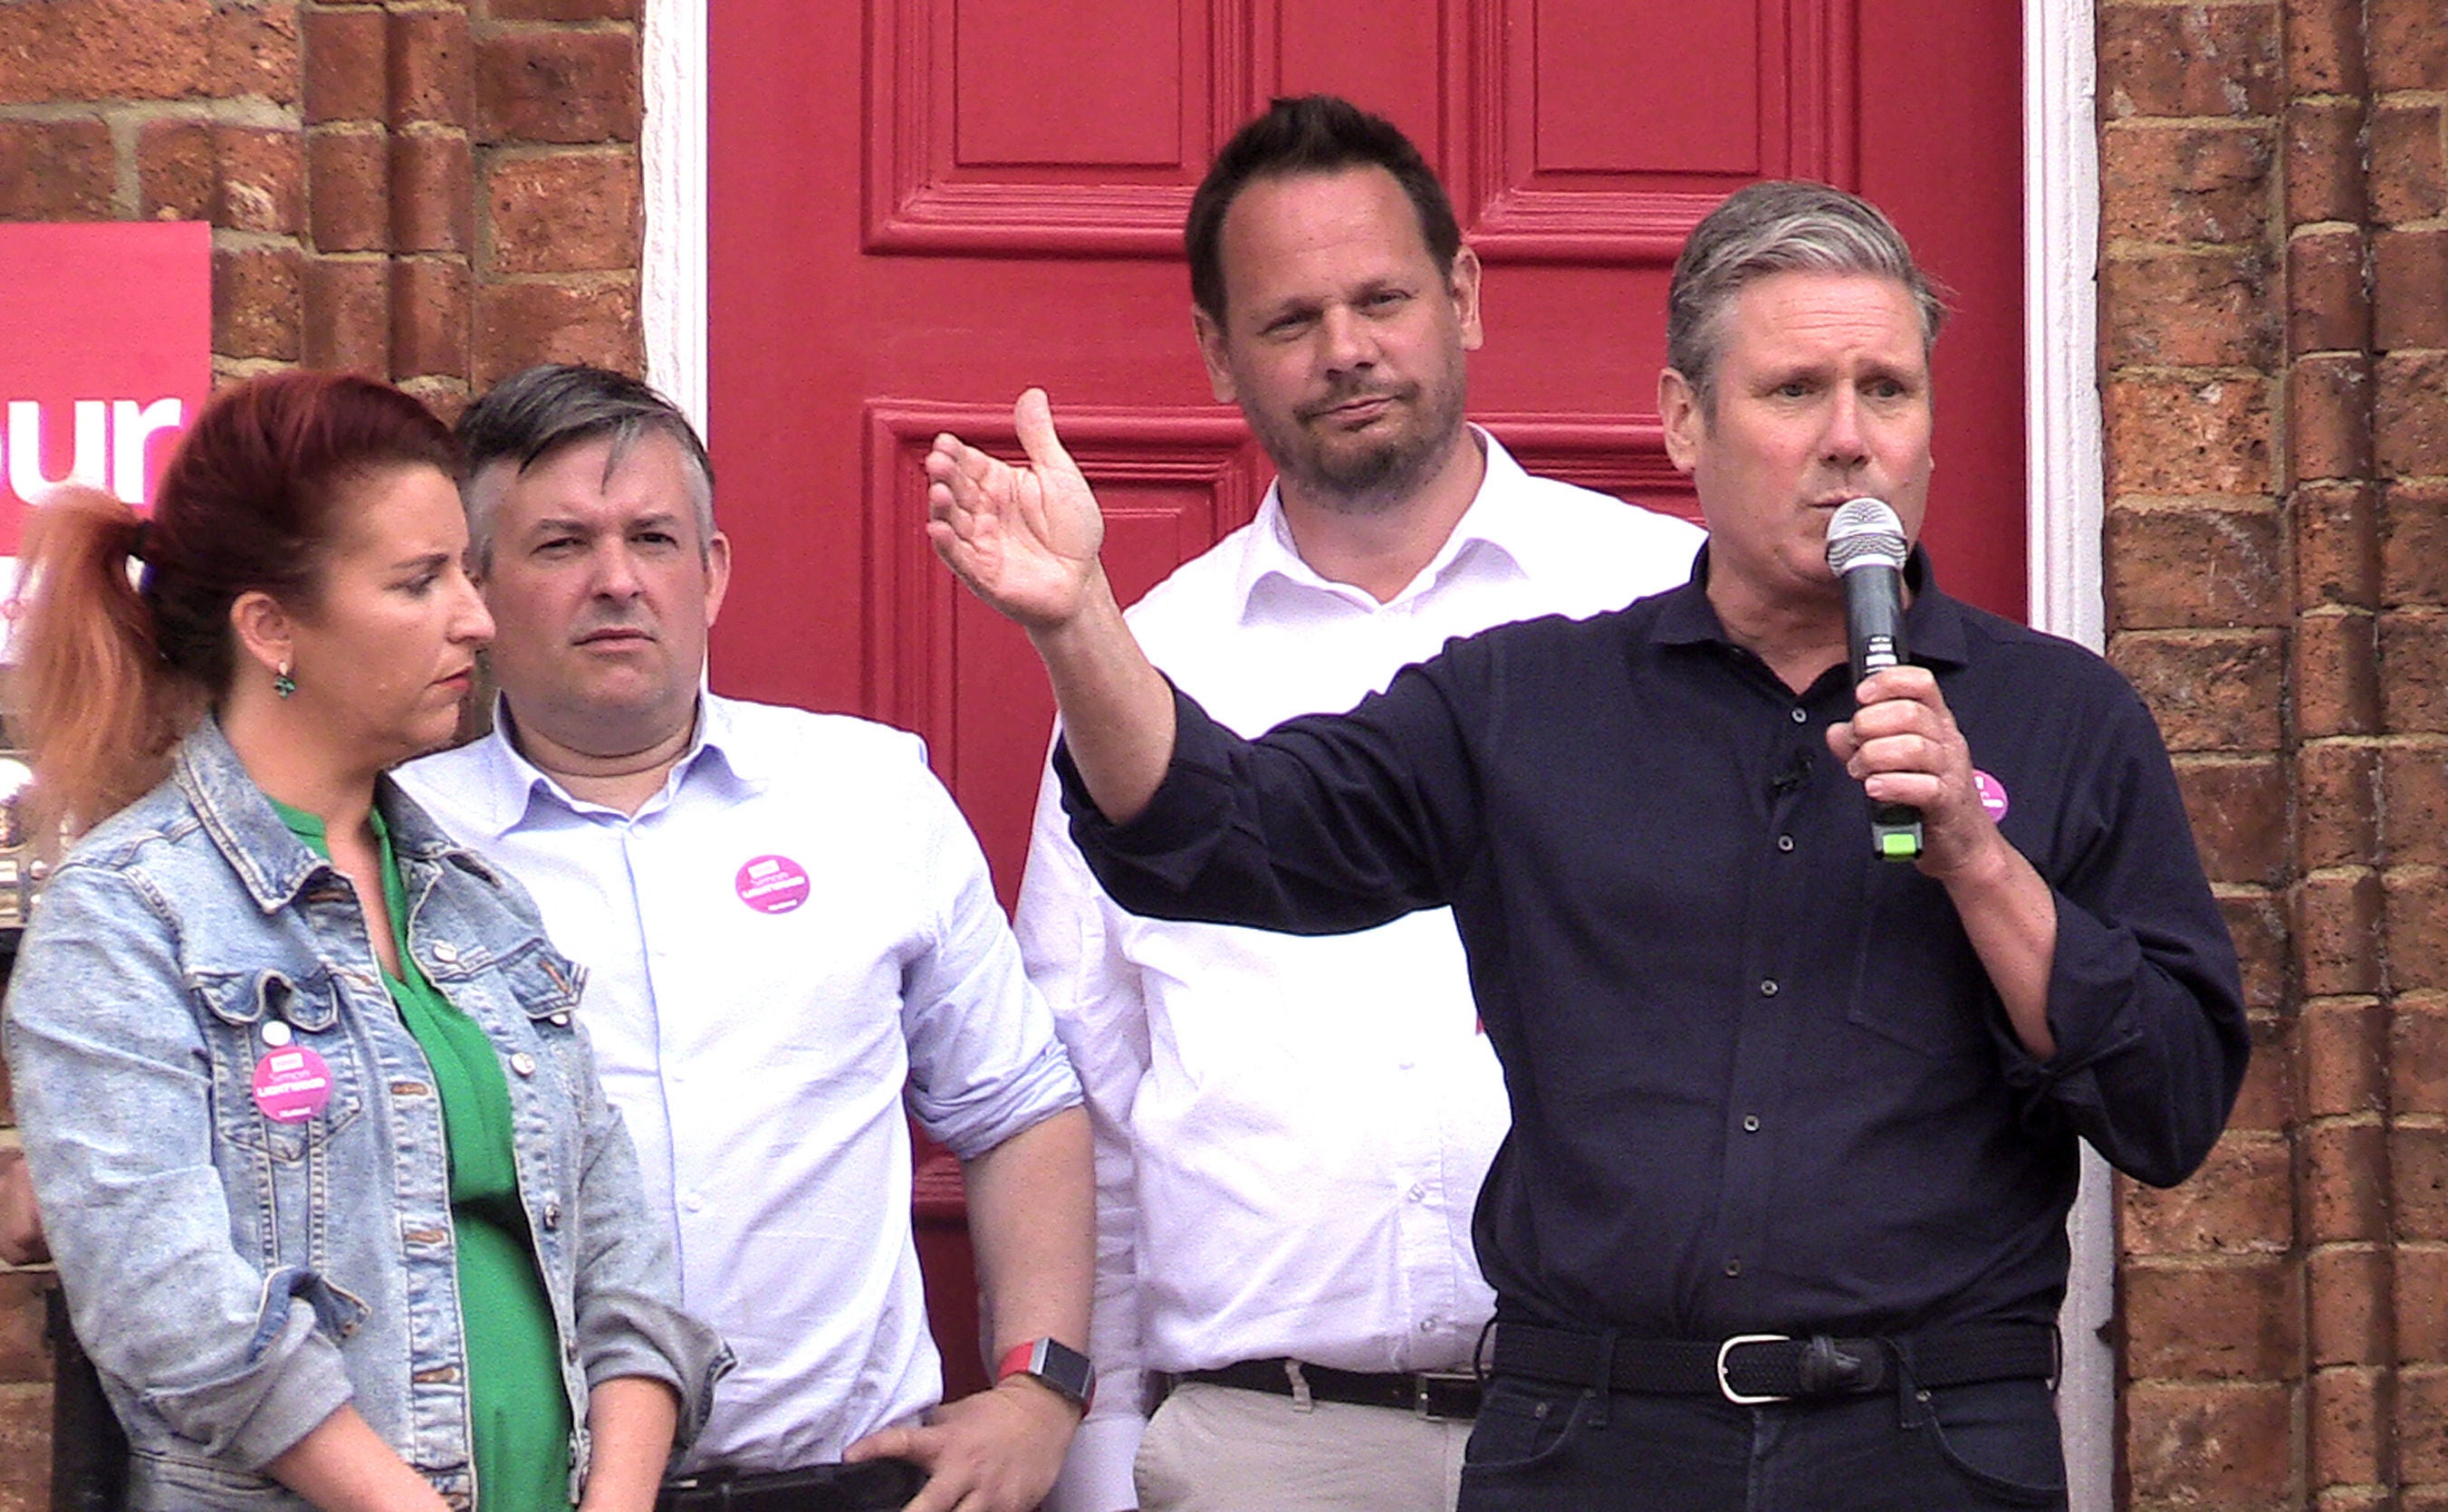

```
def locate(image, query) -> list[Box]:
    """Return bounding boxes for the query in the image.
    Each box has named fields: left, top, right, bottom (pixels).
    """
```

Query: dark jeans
left=1458, top=1374, right=2067, bottom=1511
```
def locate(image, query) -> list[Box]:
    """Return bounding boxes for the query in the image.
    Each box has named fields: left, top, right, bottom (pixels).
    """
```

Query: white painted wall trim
left=2026, top=2, right=2114, bottom=1509
left=641, top=0, right=709, bottom=444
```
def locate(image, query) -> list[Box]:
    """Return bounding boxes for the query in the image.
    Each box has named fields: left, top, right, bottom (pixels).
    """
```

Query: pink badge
left=734, top=854, right=811, bottom=915
left=1974, top=769, right=2010, bottom=822
left=251, top=1046, right=333, bottom=1123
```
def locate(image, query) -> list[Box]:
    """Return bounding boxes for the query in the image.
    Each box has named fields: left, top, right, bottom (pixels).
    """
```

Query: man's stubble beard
left=1253, top=364, right=1471, bottom=517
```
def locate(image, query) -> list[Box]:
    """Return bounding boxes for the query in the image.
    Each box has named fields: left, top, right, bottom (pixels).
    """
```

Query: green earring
left=274, top=661, right=296, bottom=700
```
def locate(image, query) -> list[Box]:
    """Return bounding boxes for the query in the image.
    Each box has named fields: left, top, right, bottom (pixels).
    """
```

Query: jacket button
left=431, top=942, right=458, bottom=963
left=510, top=1052, right=537, bottom=1077
left=550, top=1011, right=571, bottom=1027
left=542, top=1200, right=562, bottom=1230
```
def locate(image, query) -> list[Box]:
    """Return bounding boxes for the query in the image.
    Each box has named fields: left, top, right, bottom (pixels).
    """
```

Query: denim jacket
left=3, top=721, right=728, bottom=1510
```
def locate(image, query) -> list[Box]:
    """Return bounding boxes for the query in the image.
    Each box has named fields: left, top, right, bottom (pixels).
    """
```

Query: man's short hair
left=456, top=364, right=717, bottom=569
left=1186, top=94, right=1463, bottom=325
left=1666, top=180, right=1948, bottom=414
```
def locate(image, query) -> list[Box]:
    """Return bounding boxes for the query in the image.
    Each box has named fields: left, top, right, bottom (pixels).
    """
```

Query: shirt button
left=1776, top=835, right=1795, bottom=853
left=1790, top=707, right=1808, bottom=724
left=1759, top=979, right=1780, bottom=998
left=1418, top=1318, right=1438, bottom=1334
left=686, top=1194, right=706, bottom=1213
left=1742, top=1115, right=1761, bottom=1133
left=510, top=1052, right=537, bottom=1077
left=1408, top=1183, right=1427, bottom=1202
left=431, top=942, right=458, bottom=963
left=1724, top=1258, right=1743, bottom=1278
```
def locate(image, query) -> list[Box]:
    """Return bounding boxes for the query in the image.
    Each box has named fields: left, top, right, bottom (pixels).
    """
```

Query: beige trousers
left=1134, top=1381, right=1473, bottom=1512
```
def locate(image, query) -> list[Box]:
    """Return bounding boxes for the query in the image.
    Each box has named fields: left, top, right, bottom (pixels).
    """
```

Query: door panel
left=711, top=0, right=2023, bottom=1399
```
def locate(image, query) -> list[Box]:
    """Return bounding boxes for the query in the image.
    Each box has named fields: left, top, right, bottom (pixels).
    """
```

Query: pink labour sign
left=252, top=1045, right=333, bottom=1123
left=735, top=855, right=811, bottom=915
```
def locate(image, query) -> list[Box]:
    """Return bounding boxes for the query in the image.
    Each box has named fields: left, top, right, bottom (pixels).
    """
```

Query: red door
left=710, top=0, right=2025, bottom=1395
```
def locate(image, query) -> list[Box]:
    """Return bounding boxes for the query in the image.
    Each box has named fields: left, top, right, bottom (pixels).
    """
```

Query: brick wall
left=0, top=2, right=646, bottom=1506
left=2102, top=0, right=2448, bottom=1507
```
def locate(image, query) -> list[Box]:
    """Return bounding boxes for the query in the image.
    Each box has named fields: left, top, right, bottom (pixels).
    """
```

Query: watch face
left=1005, top=1337, right=1097, bottom=1409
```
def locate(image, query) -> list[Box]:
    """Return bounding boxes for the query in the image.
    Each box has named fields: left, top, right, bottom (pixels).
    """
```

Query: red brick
left=308, top=128, right=388, bottom=252
left=2104, top=374, right=2273, bottom=499
left=0, top=0, right=209, bottom=102
left=2102, top=122, right=2276, bottom=245
left=2386, top=738, right=2448, bottom=866
left=302, top=4, right=385, bottom=123
left=0, top=1383, right=45, bottom=1512
left=2288, top=100, right=2368, bottom=226
left=2309, top=1121, right=2392, bottom=1243
left=2122, top=1134, right=2293, bottom=1256
left=2300, top=740, right=2381, bottom=869
left=2298, top=481, right=2380, bottom=612
left=391, top=130, right=473, bottom=253
left=2412, top=1369, right=2448, bottom=1484
left=492, top=0, right=638, bottom=14
left=2395, top=992, right=2448, bottom=1115
left=389, top=7, right=471, bottom=127
left=2290, top=228, right=2369, bottom=357
left=2298, top=608, right=2381, bottom=736
left=214, top=243, right=303, bottom=359
left=0, top=1275, right=45, bottom=1387
left=2391, top=865, right=2448, bottom=992
left=2386, top=484, right=2448, bottom=608
left=2104, top=502, right=2288, bottom=630
left=2371, top=0, right=2448, bottom=91
left=476, top=29, right=640, bottom=144
left=390, top=257, right=469, bottom=380
left=2123, top=1380, right=2297, bottom=1505
left=2372, top=102, right=2447, bottom=226
left=2299, top=869, right=2386, bottom=997
left=2402, top=1125, right=2448, bottom=1244
left=2310, top=1244, right=2390, bottom=1365
left=2110, top=629, right=2284, bottom=751
left=2385, top=612, right=2448, bottom=734
left=2377, top=230, right=2448, bottom=353
left=2376, top=352, right=2448, bottom=479
left=136, top=119, right=215, bottom=221
left=206, top=124, right=304, bottom=235
left=2226, top=890, right=2292, bottom=1020
left=484, top=149, right=638, bottom=273
left=2285, top=0, right=2366, bottom=98
left=2402, top=1242, right=2448, bottom=1362
left=473, top=277, right=639, bottom=388
left=2105, top=244, right=2280, bottom=368
left=2313, top=1364, right=2390, bottom=1489
left=2290, top=353, right=2373, bottom=486
left=0, top=119, right=113, bottom=218
left=2305, top=996, right=2389, bottom=1119
left=302, top=257, right=389, bottom=374
left=2101, top=2, right=2282, bottom=120
left=2126, top=1258, right=2300, bottom=1379
left=2232, top=1008, right=2296, bottom=1131
left=2174, top=754, right=2288, bottom=885
left=209, top=0, right=300, bottom=106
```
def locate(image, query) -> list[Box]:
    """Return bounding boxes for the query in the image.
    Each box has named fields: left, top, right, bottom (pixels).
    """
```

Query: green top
left=273, top=797, right=575, bottom=1510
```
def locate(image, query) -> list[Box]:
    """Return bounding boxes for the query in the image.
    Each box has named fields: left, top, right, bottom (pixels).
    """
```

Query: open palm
left=926, top=388, right=1105, bottom=632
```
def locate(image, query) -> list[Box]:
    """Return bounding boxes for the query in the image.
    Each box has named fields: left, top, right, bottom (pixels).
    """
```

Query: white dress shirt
left=1016, top=431, right=1705, bottom=1509
left=398, top=693, right=1082, bottom=1474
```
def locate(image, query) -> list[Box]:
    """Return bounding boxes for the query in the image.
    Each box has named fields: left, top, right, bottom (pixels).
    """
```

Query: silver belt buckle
left=1416, top=1370, right=1476, bottom=1421
left=1715, top=1333, right=1793, bottom=1405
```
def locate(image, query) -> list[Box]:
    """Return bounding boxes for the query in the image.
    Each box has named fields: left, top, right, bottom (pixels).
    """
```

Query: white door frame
left=640, top=4, right=2114, bottom=1503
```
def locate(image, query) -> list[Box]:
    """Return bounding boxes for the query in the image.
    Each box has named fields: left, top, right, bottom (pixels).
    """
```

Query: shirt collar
left=1228, top=426, right=1542, bottom=620
left=1648, top=544, right=1971, bottom=668
left=462, top=683, right=760, bottom=837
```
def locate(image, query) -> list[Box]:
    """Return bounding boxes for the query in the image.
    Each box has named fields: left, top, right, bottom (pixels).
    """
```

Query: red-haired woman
left=3, top=372, right=725, bottom=1511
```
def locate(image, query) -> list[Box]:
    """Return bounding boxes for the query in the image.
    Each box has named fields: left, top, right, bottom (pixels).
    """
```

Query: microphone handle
left=1840, top=564, right=1924, bottom=863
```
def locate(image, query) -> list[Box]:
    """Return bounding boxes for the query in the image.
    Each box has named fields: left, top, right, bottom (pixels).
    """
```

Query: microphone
left=1825, top=499, right=1923, bottom=863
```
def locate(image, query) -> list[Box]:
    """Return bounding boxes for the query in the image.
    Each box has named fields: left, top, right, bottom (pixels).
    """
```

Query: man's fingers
left=1013, top=388, right=1080, bottom=481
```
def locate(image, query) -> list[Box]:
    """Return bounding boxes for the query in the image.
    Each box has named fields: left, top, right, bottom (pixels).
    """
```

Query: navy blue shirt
left=1057, top=557, right=2248, bottom=1341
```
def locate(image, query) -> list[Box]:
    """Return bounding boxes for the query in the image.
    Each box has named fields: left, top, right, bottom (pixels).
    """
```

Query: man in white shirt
left=394, top=364, right=1094, bottom=1512
left=1017, top=96, right=1703, bottom=1512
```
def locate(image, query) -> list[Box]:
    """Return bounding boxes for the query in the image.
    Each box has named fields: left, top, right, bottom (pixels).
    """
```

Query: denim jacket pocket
left=192, top=969, right=367, bottom=1161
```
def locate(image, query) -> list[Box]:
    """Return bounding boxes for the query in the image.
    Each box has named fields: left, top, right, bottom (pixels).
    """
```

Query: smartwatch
left=996, top=1336, right=1096, bottom=1412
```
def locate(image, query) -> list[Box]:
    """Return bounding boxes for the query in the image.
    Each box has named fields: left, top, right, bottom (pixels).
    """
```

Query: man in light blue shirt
left=395, top=363, right=1093, bottom=1512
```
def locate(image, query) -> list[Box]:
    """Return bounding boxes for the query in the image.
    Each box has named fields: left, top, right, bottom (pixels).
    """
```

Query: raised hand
left=926, top=388, right=1106, bottom=633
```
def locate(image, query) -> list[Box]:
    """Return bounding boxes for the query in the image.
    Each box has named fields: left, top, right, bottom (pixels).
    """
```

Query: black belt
left=656, top=1459, right=926, bottom=1512
left=1489, top=1322, right=2058, bottom=1404
left=1174, top=1358, right=1483, bottom=1420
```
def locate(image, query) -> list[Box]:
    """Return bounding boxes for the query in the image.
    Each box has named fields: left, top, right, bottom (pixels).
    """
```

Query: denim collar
left=173, top=717, right=502, bottom=914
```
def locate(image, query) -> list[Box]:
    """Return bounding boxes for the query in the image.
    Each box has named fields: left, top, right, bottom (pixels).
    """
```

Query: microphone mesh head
left=1825, top=497, right=1908, bottom=573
